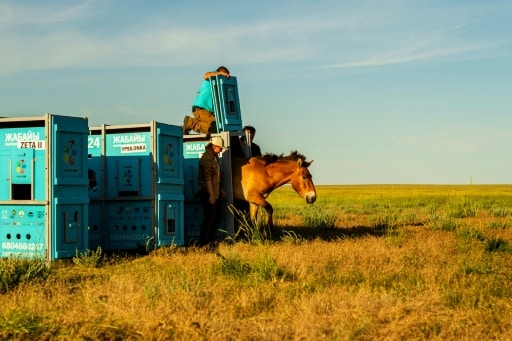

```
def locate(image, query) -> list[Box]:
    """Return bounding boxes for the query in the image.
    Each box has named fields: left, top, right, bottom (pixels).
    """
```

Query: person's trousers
left=184, top=109, right=217, bottom=134
left=198, top=189, right=224, bottom=246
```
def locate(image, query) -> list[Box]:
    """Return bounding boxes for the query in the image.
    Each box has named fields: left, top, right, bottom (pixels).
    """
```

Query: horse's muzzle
left=306, top=192, right=316, bottom=204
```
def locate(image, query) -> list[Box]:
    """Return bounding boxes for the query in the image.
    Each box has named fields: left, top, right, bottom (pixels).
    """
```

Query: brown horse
left=232, top=151, right=316, bottom=235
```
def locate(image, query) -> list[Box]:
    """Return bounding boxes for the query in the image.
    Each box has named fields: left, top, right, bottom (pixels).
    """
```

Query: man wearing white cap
left=197, top=136, right=226, bottom=247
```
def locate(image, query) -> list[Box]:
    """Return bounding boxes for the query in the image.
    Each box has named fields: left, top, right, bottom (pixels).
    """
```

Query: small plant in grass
left=446, top=197, right=479, bottom=218
left=228, top=205, right=267, bottom=244
left=487, top=220, right=509, bottom=229
left=385, top=228, right=407, bottom=247
left=251, top=250, right=287, bottom=282
left=424, top=204, right=439, bottom=218
left=0, top=256, right=50, bottom=293
left=299, top=205, right=336, bottom=229
left=485, top=238, right=512, bottom=253
left=489, top=206, right=510, bottom=218
left=369, top=212, right=406, bottom=246
left=280, top=230, right=303, bottom=245
left=428, top=214, right=458, bottom=231
left=398, top=209, right=421, bottom=226
left=0, top=310, right=50, bottom=339
left=216, top=247, right=286, bottom=283
left=457, top=227, right=485, bottom=243
left=370, top=212, right=398, bottom=231
left=460, top=255, right=494, bottom=275
left=73, top=246, right=104, bottom=268
left=145, top=236, right=156, bottom=252
left=152, top=243, right=181, bottom=257
left=216, top=250, right=251, bottom=279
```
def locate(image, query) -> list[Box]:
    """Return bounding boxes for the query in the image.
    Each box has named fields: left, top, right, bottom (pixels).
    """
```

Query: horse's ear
left=298, top=159, right=313, bottom=168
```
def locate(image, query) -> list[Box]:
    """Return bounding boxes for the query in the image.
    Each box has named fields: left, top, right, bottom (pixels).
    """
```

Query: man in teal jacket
left=182, top=66, right=230, bottom=134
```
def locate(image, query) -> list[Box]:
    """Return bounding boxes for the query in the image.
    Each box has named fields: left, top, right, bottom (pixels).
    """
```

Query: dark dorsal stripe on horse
left=256, top=150, right=308, bottom=166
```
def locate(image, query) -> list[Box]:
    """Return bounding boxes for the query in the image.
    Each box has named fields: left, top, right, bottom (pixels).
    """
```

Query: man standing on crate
left=182, top=66, right=230, bottom=135
left=197, top=136, right=226, bottom=247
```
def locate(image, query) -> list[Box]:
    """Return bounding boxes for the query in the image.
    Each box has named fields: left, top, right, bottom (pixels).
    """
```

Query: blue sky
left=1, top=0, right=511, bottom=185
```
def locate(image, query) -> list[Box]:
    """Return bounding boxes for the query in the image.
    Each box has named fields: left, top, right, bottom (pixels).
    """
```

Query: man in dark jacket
left=240, top=125, right=262, bottom=157
left=197, top=136, right=225, bottom=246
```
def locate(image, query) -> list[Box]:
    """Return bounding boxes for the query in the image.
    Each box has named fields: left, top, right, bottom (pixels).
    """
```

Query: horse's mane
left=255, top=150, right=307, bottom=165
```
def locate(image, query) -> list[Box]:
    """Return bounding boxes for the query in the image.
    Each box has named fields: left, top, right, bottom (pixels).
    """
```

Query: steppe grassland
left=1, top=185, right=512, bottom=340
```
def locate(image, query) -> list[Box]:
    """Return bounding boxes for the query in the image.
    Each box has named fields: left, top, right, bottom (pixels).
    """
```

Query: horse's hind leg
left=262, top=204, right=273, bottom=238
left=255, top=203, right=274, bottom=237
left=263, top=204, right=273, bottom=228
left=247, top=192, right=274, bottom=237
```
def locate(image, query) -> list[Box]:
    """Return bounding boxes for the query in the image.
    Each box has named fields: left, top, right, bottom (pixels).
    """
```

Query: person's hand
left=209, top=193, right=216, bottom=204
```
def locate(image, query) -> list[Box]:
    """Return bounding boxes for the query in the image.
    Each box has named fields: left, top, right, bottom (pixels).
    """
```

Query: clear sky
left=1, top=0, right=511, bottom=185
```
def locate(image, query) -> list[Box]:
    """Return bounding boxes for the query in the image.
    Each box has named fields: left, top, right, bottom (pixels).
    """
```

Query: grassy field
left=1, top=185, right=512, bottom=340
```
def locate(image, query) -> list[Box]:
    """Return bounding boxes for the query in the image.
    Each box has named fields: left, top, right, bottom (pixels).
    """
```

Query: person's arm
left=203, top=70, right=229, bottom=80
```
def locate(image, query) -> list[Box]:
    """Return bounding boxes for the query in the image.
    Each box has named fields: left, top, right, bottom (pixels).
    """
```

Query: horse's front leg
left=247, top=195, right=273, bottom=237
left=249, top=203, right=259, bottom=223
left=251, top=202, right=273, bottom=238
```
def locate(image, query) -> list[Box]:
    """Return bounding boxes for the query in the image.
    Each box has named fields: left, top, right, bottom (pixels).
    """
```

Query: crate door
left=51, top=115, right=89, bottom=259
left=8, top=148, right=35, bottom=201
left=53, top=203, right=88, bottom=259
left=210, top=76, right=243, bottom=132
left=157, top=197, right=184, bottom=246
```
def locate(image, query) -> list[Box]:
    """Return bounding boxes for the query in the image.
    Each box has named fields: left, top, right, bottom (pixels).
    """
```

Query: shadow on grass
left=270, top=225, right=385, bottom=242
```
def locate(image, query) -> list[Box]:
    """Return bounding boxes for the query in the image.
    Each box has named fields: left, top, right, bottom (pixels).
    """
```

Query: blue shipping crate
left=105, top=130, right=152, bottom=198
left=0, top=114, right=89, bottom=260
left=88, top=122, right=184, bottom=250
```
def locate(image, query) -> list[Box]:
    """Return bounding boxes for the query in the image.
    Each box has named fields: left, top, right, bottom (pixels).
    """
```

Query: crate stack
left=0, top=114, right=89, bottom=260
left=88, top=121, right=184, bottom=251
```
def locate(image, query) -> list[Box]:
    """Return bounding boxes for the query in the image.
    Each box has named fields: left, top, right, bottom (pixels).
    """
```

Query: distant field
left=1, top=185, right=511, bottom=340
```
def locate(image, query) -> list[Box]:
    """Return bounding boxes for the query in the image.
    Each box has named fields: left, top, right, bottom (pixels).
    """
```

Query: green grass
left=2, top=185, right=512, bottom=340
left=0, top=257, right=50, bottom=294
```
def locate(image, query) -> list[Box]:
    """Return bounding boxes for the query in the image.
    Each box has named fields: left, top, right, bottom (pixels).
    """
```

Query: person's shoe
left=182, top=116, right=191, bottom=135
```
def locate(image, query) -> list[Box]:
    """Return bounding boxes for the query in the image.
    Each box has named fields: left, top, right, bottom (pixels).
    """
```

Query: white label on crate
left=1, top=242, right=44, bottom=251
left=120, top=144, right=147, bottom=153
left=4, top=131, right=41, bottom=147
left=113, top=134, right=146, bottom=144
left=17, top=140, right=45, bottom=149
left=88, top=136, right=101, bottom=149
left=184, top=142, right=206, bottom=155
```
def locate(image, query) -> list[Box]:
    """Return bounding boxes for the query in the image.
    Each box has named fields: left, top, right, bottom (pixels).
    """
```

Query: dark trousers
left=199, top=189, right=224, bottom=246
